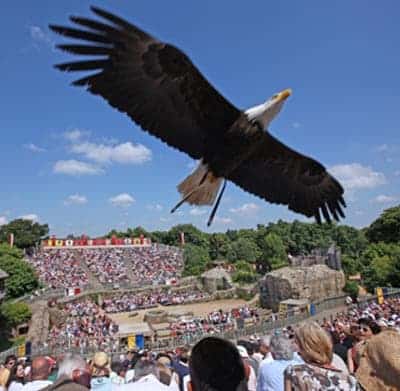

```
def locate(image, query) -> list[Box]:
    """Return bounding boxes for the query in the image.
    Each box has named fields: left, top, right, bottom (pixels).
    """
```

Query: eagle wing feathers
left=50, top=6, right=241, bottom=160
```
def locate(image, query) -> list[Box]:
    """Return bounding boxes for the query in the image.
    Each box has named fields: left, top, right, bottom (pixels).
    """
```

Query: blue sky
left=1, top=0, right=399, bottom=236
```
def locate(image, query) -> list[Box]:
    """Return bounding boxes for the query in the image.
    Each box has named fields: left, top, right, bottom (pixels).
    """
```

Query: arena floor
left=108, top=298, right=248, bottom=325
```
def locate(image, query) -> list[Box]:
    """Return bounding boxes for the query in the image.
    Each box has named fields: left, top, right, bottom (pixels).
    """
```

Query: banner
left=127, top=335, right=136, bottom=350
left=17, top=344, right=25, bottom=358
left=376, top=287, right=384, bottom=305
left=43, top=236, right=152, bottom=248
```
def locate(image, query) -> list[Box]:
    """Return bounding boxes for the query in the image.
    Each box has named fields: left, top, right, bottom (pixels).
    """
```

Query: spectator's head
left=295, top=322, right=333, bottom=366
left=6, top=363, right=25, bottom=388
left=259, top=335, right=271, bottom=356
left=357, top=330, right=400, bottom=391
left=31, top=356, right=52, bottom=381
left=91, top=352, right=110, bottom=378
left=4, top=355, right=17, bottom=370
left=134, top=359, right=159, bottom=381
left=0, top=368, right=10, bottom=388
left=270, top=335, right=294, bottom=361
left=237, top=340, right=254, bottom=356
left=190, top=337, right=247, bottom=391
left=330, top=330, right=341, bottom=345
left=111, top=361, right=126, bottom=379
left=178, top=346, right=190, bottom=364
left=358, top=318, right=381, bottom=339
left=57, top=353, right=91, bottom=388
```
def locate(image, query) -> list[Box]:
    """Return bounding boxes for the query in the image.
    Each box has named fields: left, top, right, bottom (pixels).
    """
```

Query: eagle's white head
left=245, top=88, right=292, bottom=130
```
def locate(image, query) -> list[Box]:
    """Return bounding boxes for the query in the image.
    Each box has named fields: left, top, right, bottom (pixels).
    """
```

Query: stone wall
left=260, top=264, right=345, bottom=312
left=201, top=267, right=232, bottom=294
left=288, top=244, right=342, bottom=271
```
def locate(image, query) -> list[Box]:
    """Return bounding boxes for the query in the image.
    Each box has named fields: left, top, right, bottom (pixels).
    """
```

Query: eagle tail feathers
left=177, top=162, right=222, bottom=206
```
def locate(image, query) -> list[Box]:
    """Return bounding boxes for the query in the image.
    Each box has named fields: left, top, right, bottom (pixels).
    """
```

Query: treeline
left=0, top=205, right=399, bottom=296
left=106, top=205, right=400, bottom=292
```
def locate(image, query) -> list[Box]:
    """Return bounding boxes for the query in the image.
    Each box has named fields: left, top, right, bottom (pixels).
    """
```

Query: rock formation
left=260, top=264, right=345, bottom=311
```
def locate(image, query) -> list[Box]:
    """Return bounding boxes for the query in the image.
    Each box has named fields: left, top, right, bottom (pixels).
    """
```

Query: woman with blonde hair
left=284, top=322, right=359, bottom=390
left=0, top=368, right=10, bottom=391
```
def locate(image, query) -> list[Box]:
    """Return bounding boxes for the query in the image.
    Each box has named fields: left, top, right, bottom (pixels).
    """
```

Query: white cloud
left=189, top=207, right=207, bottom=216
left=63, top=129, right=90, bottom=142
left=372, top=195, right=398, bottom=204
left=377, top=144, right=389, bottom=153
left=0, top=216, right=8, bottom=226
left=160, top=217, right=170, bottom=222
left=395, top=170, right=400, bottom=177
left=53, top=160, right=104, bottom=176
left=70, top=141, right=152, bottom=165
left=229, top=202, right=260, bottom=215
left=147, top=204, right=163, bottom=211
left=24, top=143, right=46, bottom=153
left=329, top=163, right=387, bottom=190
left=29, top=25, right=53, bottom=47
left=20, top=214, right=39, bottom=222
left=109, top=193, right=135, bottom=207
left=214, top=216, right=233, bottom=224
left=64, top=194, right=88, bottom=205
left=292, top=122, right=301, bottom=129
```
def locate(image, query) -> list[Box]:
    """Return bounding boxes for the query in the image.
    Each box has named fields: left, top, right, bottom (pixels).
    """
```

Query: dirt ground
left=108, top=298, right=248, bottom=325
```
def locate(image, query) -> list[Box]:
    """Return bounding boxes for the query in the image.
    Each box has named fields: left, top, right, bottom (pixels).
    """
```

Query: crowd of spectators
left=26, top=250, right=89, bottom=289
left=81, top=249, right=130, bottom=286
left=169, top=306, right=260, bottom=338
left=47, top=300, right=119, bottom=354
left=102, top=289, right=210, bottom=313
left=1, top=298, right=400, bottom=390
left=26, top=245, right=183, bottom=290
left=126, top=246, right=183, bottom=286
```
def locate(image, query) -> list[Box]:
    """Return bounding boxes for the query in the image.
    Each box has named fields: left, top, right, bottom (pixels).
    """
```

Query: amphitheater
left=2, top=236, right=353, bottom=360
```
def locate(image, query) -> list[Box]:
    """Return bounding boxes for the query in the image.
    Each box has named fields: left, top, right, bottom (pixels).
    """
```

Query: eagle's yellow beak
left=276, top=88, right=292, bottom=102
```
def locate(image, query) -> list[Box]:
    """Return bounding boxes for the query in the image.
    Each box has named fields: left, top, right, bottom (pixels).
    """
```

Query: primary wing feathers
left=227, top=131, right=346, bottom=223
left=50, top=6, right=240, bottom=159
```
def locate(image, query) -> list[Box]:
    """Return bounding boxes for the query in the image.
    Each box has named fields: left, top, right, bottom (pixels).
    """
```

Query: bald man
left=22, top=357, right=53, bottom=391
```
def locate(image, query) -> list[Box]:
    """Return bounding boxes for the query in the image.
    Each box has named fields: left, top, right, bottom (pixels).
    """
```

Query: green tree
left=258, top=233, right=288, bottom=272
left=343, top=280, right=359, bottom=299
left=209, top=233, right=230, bottom=260
left=332, top=225, right=368, bottom=257
left=230, top=238, right=261, bottom=264
left=360, top=242, right=400, bottom=291
left=182, top=244, right=210, bottom=276
left=166, top=225, right=209, bottom=248
left=0, top=301, right=32, bottom=328
left=0, top=244, right=39, bottom=298
left=0, top=219, right=49, bottom=250
left=366, top=205, right=400, bottom=243
left=232, top=270, right=257, bottom=285
left=341, top=254, right=363, bottom=276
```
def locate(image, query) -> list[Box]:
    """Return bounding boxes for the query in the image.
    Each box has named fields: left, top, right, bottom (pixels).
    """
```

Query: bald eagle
left=50, top=7, right=346, bottom=226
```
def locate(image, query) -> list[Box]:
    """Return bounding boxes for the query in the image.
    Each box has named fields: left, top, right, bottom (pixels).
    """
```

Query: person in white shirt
left=119, top=360, right=170, bottom=390
left=21, top=357, right=52, bottom=391
left=259, top=336, right=274, bottom=367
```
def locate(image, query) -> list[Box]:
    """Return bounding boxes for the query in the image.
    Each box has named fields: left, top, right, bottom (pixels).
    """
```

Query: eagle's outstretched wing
left=227, top=130, right=346, bottom=223
left=50, top=7, right=240, bottom=159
